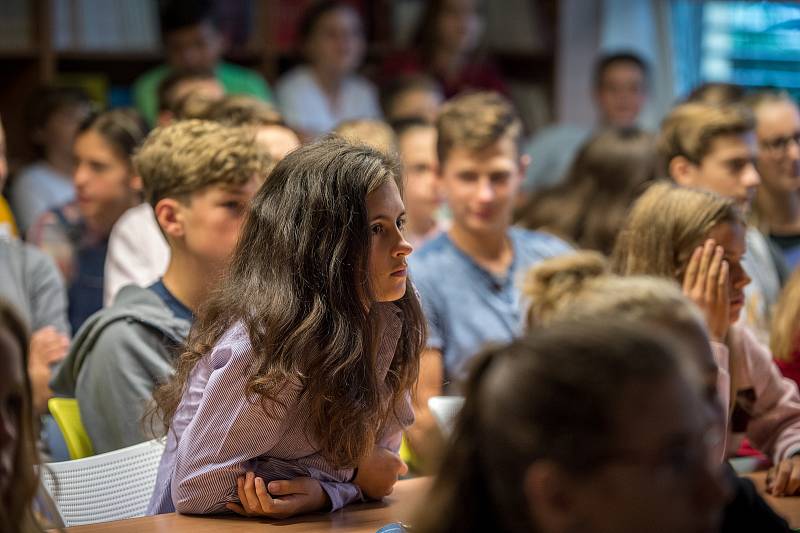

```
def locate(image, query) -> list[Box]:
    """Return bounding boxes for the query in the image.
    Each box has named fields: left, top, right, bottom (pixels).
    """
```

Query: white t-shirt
left=9, top=162, right=75, bottom=234
left=275, top=66, right=382, bottom=137
left=103, top=203, right=170, bottom=307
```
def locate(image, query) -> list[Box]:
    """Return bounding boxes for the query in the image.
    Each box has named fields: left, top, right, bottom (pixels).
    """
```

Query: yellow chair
left=399, top=434, right=420, bottom=475
left=48, top=398, right=94, bottom=459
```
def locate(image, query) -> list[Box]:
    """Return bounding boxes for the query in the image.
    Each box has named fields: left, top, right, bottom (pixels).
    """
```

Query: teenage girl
left=612, top=182, right=800, bottom=497
left=147, top=138, right=425, bottom=517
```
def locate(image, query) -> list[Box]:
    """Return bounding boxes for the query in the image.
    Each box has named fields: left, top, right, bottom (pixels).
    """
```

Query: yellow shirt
left=0, top=196, right=18, bottom=238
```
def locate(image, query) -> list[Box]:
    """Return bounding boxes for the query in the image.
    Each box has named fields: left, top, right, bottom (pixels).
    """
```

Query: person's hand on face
left=682, top=239, right=730, bottom=343
left=226, top=473, right=330, bottom=518
left=766, top=455, right=800, bottom=497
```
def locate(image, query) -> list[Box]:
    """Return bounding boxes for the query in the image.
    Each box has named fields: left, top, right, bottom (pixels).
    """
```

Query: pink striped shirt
left=147, top=302, right=412, bottom=515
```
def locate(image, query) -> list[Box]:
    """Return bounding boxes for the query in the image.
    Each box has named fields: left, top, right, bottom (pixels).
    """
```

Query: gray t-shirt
left=0, top=237, right=69, bottom=334
left=409, top=227, right=572, bottom=389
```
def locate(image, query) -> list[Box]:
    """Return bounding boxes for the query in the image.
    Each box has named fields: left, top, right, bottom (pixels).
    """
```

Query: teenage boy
left=659, top=101, right=784, bottom=338
left=408, top=92, right=571, bottom=466
left=747, top=91, right=800, bottom=269
left=51, top=121, right=270, bottom=453
left=103, top=95, right=297, bottom=307
left=133, top=0, right=271, bottom=125
left=524, top=51, right=650, bottom=192
left=392, top=117, right=444, bottom=249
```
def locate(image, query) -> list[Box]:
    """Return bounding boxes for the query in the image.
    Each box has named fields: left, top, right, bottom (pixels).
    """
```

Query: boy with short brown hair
left=52, top=120, right=270, bottom=453
left=408, top=92, right=571, bottom=467
left=659, top=101, right=783, bottom=337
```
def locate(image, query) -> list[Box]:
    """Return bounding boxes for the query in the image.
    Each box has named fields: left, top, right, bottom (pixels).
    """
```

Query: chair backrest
left=48, top=397, right=94, bottom=459
left=40, top=439, right=166, bottom=527
left=427, top=396, right=465, bottom=436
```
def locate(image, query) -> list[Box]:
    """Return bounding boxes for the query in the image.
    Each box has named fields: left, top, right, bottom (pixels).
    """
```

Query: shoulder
left=409, top=233, right=457, bottom=271
left=110, top=204, right=160, bottom=241
left=511, top=227, right=573, bottom=257
left=217, top=62, right=270, bottom=93
left=133, top=65, right=168, bottom=91
left=217, top=62, right=263, bottom=80
left=347, top=74, right=378, bottom=93
left=276, top=67, right=313, bottom=92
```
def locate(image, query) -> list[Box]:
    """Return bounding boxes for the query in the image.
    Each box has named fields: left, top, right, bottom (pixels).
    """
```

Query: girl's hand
left=766, top=456, right=800, bottom=497
left=226, top=472, right=330, bottom=518
left=682, top=239, right=730, bottom=342
left=354, top=446, right=408, bottom=500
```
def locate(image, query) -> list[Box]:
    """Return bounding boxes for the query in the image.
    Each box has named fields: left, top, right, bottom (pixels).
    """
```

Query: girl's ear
left=154, top=198, right=185, bottom=240
left=523, top=461, right=584, bottom=532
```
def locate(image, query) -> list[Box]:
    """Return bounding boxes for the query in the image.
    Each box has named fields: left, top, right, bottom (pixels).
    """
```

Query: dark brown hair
left=517, top=128, right=658, bottom=255
left=151, top=137, right=426, bottom=468
left=414, top=320, right=686, bottom=533
left=78, top=108, right=148, bottom=166
left=0, top=300, right=41, bottom=532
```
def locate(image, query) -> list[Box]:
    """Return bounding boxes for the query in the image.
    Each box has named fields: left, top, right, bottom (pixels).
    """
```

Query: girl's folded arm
left=171, top=345, right=299, bottom=515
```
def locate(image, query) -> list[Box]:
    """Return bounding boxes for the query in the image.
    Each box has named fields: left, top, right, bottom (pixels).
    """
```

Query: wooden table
left=745, top=471, right=800, bottom=529
left=60, top=472, right=800, bottom=532
left=62, top=477, right=430, bottom=532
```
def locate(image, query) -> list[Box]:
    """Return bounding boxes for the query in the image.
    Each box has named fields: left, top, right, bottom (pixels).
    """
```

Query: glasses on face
left=760, top=131, right=800, bottom=154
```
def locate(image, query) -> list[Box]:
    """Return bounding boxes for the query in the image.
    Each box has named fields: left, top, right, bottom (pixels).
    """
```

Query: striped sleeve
left=171, top=342, right=300, bottom=515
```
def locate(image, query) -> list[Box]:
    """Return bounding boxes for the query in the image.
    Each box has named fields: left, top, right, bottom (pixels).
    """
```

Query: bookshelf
left=0, top=0, right=558, bottom=167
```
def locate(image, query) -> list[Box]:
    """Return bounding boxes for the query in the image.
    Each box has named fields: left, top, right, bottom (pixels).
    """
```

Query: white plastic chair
left=427, top=396, right=465, bottom=436
left=40, top=438, right=165, bottom=527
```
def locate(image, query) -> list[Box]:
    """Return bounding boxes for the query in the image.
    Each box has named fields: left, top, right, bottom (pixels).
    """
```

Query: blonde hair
left=771, top=267, right=800, bottom=362
left=523, top=251, right=608, bottom=326
left=334, top=119, right=398, bottom=154
left=134, top=120, right=272, bottom=206
left=610, top=181, right=744, bottom=279
left=658, top=102, right=754, bottom=175
left=436, top=91, right=522, bottom=164
left=524, top=251, right=704, bottom=332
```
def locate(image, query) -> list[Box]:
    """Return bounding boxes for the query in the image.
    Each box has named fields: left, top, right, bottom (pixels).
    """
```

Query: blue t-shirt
left=409, top=227, right=572, bottom=390
left=147, top=279, right=193, bottom=324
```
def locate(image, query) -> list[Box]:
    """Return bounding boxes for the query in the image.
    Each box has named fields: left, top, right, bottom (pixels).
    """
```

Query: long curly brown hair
left=151, top=137, right=426, bottom=468
left=0, top=300, right=42, bottom=532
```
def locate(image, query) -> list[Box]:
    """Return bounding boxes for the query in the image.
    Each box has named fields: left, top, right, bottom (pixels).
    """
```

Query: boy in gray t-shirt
left=407, top=92, right=571, bottom=469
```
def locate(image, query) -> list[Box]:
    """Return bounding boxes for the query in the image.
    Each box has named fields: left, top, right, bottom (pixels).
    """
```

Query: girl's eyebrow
left=370, top=211, right=406, bottom=222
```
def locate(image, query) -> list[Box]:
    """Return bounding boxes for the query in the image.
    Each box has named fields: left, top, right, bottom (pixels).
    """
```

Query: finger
left=718, top=260, right=729, bottom=310
left=682, top=246, right=703, bottom=292
left=696, top=239, right=715, bottom=293
left=226, top=502, right=249, bottom=516
left=786, top=465, right=800, bottom=496
left=254, top=477, right=275, bottom=511
left=243, top=472, right=261, bottom=511
left=397, top=458, right=409, bottom=477
left=268, top=479, right=303, bottom=496
left=772, top=460, right=793, bottom=496
left=705, top=246, right=724, bottom=303
left=236, top=476, right=253, bottom=514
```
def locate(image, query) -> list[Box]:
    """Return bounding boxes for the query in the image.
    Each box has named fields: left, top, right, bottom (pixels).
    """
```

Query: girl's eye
left=371, top=224, right=383, bottom=235
left=397, top=218, right=406, bottom=230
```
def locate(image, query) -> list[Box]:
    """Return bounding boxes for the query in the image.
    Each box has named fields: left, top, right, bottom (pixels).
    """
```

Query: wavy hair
left=0, top=300, right=41, bottom=532
left=151, top=137, right=426, bottom=468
